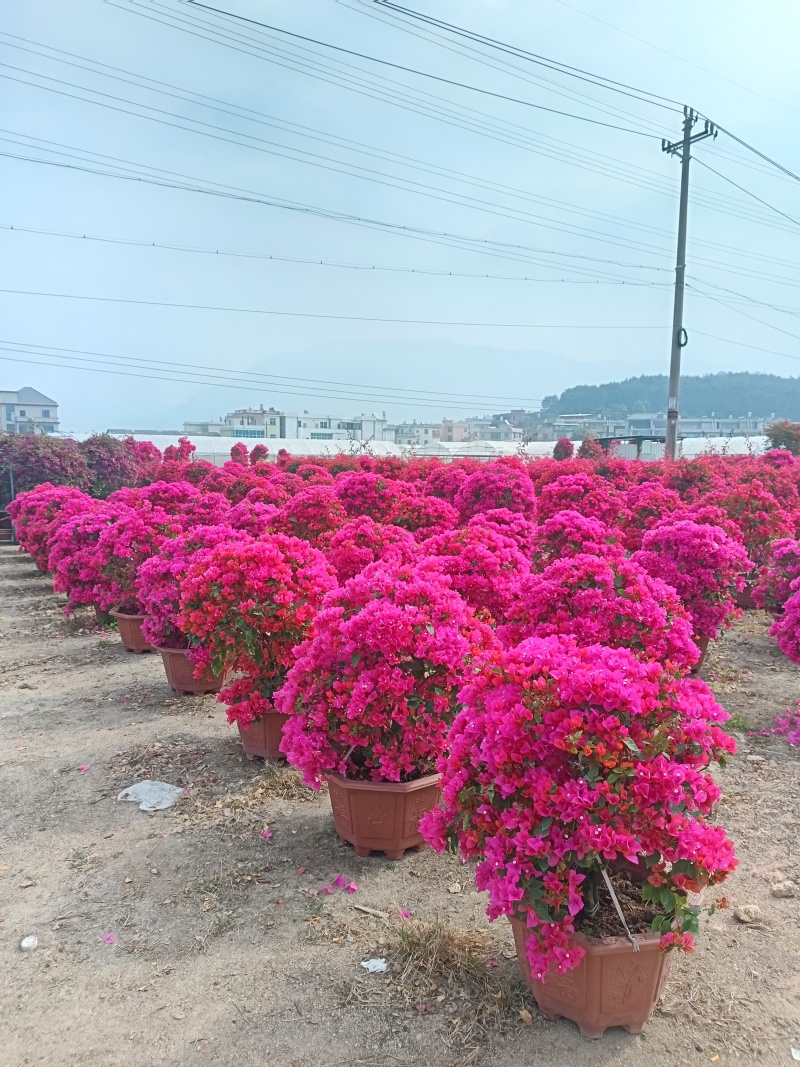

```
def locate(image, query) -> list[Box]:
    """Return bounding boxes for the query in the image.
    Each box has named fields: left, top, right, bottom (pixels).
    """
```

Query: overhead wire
left=5, top=130, right=800, bottom=291
left=107, top=0, right=798, bottom=242
left=0, top=340, right=545, bottom=406
left=0, top=223, right=676, bottom=287
left=0, top=286, right=670, bottom=328
left=363, top=0, right=800, bottom=187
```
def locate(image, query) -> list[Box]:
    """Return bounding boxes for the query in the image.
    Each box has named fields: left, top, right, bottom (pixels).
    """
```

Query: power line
left=693, top=330, right=800, bottom=364
left=693, top=154, right=800, bottom=228
left=0, top=223, right=675, bottom=286
left=0, top=341, right=545, bottom=407
left=105, top=2, right=794, bottom=229
left=0, top=139, right=679, bottom=279
left=551, top=0, right=800, bottom=118
left=5, top=137, right=800, bottom=289
left=366, top=0, right=800, bottom=186
left=349, top=0, right=682, bottom=110
left=170, top=0, right=665, bottom=138
left=0, top=287, right=669, bottom=328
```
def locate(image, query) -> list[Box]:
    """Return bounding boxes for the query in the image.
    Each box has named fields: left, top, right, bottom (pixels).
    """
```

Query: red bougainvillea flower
left=138, top=524, right=245, bottom=648
left=276, top=557, right=498, bottom=787
left=178, top=535, right=336, bottom=726
left=500, top=552, right=699, bottom=670
left=421, top=636, right=737, bottom=981
left=633, top=520, right=751, bottom=640
left=454, top=464, right=537, bottom=523
left=325, top=515, right=418, bottom=583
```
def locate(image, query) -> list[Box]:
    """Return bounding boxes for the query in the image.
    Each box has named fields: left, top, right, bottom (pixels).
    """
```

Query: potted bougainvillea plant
left=277, top=558, right=498, bottom=859
left=179, top=535, right=336, bottom=759
left=422, top=636, right=737, bottom=1038
left=632, top=519, right=751, bottom=668
left=138, top=524, right=245, bottom=694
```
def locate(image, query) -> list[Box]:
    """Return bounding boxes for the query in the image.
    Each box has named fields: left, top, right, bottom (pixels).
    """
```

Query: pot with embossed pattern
left=326, top=773, right=441, bottom=861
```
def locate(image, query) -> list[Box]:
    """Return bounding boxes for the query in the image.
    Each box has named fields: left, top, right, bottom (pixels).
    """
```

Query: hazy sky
left=2, top=0, right=800, bottom=430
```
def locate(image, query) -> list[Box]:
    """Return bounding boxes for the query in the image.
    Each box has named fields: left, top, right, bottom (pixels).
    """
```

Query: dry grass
left=381, top=919, right=530, bottom=1052
left=658, top=972, right=769, bottom=1056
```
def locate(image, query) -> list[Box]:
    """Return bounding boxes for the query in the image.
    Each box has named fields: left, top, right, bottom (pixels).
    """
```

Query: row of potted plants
left=8, top=444, right=797, bottom=1038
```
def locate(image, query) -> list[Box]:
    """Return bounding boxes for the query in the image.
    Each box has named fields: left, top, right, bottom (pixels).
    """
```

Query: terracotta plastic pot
left=156, top=646, right=223, bottom=696
left=509, top=918, right=672, bottom=1039
left=736, top=583, right=757, bottom=610
left=237, top=712, right=289, bottom=761
left=691, top=634, right=711, bottom=673
left=109, top=608, right=154, bottom=654
left=326, top=772, right=441, bottom=861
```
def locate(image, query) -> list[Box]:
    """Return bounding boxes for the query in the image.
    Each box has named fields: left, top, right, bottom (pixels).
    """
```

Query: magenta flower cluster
left=420, top=636, right=737, bottom=980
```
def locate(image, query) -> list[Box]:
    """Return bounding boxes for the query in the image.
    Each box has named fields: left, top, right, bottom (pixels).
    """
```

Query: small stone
left=20, top=936, right=38, bottom=952
left=733, top=904, right=761, bottom=923
left=770, top=881, right=796, bottom=899
left=695, top=1043, right=705, bottom=1052
left=447, top=882, right=462, bottom=894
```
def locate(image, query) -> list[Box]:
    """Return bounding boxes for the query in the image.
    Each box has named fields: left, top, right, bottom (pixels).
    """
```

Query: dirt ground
left=1, top=543, right=799, bottom=1067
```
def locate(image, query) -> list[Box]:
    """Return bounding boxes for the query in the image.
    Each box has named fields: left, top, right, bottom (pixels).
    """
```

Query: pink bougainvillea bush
left=552, top=436, right=574, bottom=461
left=48, top=500, right=113, bottom=611
left=622, top=481, right=683, bottom=552
left=769, top=585, right=800, bottom=664
left=325, top=516, right=418, bottom=583
left=423, top=525, right=531, bottom=623
left=277, top=558, right=498, bottom=787
left=467, top=508, right=538, bottom=557
left=454, top=464, right=537, bottom=523
left=7, top=483, right=93, bottom=571
left=704, top=480, right=794, bottom=567
left=138, top=524, right=245, bottom=649
left=633, top=520, right=751, bottom=640
left=389, top=492, right=458, bottom=542
left=271, top=485, right=348, bottom=546
left=531, top=509, right=623, bottom=569
left=752, top=538, right=800, bottom=612
left=500, top=553, right=699, bottom=670
left=334, top=471, right=409, bottom=524
left=537, top=472, right=625, bottom=527
left=421, top=636, right=737, bottom=981
left=93, top=502, right=184, bottom=613
left=178, top=535, right=337, bottom=726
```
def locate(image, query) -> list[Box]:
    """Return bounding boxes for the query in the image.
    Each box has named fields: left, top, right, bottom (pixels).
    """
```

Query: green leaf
left=622, top=736, right=642, bottom=757
left=351, top=652, right=360, bottom=667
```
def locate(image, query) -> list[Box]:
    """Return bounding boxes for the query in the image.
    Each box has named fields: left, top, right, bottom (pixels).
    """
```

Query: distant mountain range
left=541, top=372, right=800, bottom=420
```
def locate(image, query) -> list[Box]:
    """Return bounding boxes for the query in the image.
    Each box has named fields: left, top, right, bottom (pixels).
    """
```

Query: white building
left=1, top=387, right=59, bottom=433
left=184, top=407, right=387, bottom=441
left=386, top=421, right=442, bottom=446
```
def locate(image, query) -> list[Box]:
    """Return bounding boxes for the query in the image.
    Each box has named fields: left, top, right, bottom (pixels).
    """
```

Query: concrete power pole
left=662, top=107, right=717, bottom=460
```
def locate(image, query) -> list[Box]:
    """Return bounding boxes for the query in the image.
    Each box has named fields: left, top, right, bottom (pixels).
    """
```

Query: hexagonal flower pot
left=156, top=646, right=224, bottom=696
left=509, top=918, right=672, bottom=1039
left=691, top=635, right=711, bottom=673
left=109, top=608, right=154, bottom=654
left=237, top=712, right=290, bottom=761
left=326, top=772, right=441, bottom=860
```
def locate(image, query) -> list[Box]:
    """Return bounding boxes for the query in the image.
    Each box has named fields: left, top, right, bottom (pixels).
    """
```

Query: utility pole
left=662, top=107, right=717, bottom=460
